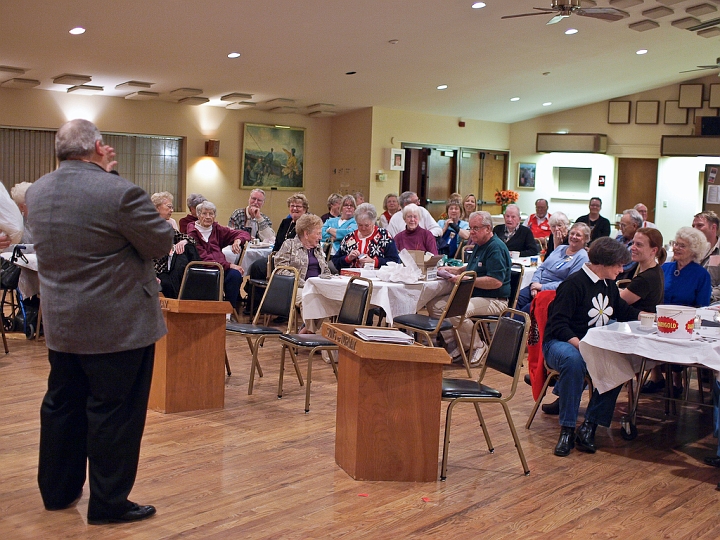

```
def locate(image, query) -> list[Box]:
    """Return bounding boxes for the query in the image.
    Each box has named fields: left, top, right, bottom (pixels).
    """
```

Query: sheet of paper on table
left=354, top=328, right=414, bottom=344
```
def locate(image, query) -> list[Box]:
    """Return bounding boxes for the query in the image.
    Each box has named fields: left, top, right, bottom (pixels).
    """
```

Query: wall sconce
left=204, top=139, right=220, bottom=157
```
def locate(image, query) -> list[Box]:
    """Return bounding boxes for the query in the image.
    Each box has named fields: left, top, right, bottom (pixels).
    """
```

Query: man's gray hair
left=504, top=204, right=520, bottom=216
left=623, top=208, right=643, bottom=228
left=196, top=200, right=217, bottom=216
left=398, top=191, right=416, bottom=208
left=55, top=119, right=102, bottom=161
left=355, top=202, right=377, bottom=223
left=469, top=210, right=492, bottom=227
left=186, top=193, right=206, bottom=209
left=250, top=188, right=265, bottom=199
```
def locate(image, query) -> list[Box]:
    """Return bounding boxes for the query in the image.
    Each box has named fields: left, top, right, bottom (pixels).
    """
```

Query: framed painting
left=390, top=148, right=405, bottom=170
left=518, top=162, right=536, bottom=189
left=607, top=101, right=631, bottom=124
left=241, top=123, right=305, bottom=189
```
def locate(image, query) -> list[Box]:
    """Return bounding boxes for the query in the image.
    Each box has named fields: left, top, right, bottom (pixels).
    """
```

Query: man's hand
left=247, top=206, right=260, bottom=219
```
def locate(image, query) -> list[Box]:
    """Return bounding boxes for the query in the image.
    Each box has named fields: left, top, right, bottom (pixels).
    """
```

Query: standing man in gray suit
left=27, top=119, right=174, bottom=525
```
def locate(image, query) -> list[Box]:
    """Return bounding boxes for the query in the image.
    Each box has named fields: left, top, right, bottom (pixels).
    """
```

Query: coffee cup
left=640, top=313, right=655, bottom=328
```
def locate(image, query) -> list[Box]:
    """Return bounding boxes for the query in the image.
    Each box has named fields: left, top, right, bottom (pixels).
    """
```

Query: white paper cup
left=510, top=251, right=520, bottom=260
left=640, top=313, right=655, bottom=328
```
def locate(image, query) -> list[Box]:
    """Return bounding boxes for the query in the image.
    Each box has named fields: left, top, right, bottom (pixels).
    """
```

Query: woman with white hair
left=392, top=203, right=438, bottom=255
left=662, top=226, right=711, bottom=307
left=10, top=181, right=33, bottom=243
left=546, top=211, right=571, bottom=255
left=179, top=193, right=206, bottom=233
left=332, top=203, right=400, bottom=270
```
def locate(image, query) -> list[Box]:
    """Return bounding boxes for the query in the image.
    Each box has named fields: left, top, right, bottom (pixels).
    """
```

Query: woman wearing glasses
left=516, top=222, right=591, bottom=313
left=321, top=194, right=357, bottom=255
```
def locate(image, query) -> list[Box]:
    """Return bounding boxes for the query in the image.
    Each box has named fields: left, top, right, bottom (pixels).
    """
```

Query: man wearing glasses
left=427, top=211, right=511, bottom=366
left=228, top=189, right=275, bottom=243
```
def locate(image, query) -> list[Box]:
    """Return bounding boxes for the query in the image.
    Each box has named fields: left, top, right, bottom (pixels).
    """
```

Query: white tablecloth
left=222, top=244, right=273, bottom=271
left=580, top=321, right=720, bottom=394
left=302, top=275, right=454, bottom=325
left=1, top=251, right=39, bottom=298
left=513, top=258, right=536, bottom=289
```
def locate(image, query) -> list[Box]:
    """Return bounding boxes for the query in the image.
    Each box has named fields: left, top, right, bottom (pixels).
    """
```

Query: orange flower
left=494, top=189, right=519, bottom=205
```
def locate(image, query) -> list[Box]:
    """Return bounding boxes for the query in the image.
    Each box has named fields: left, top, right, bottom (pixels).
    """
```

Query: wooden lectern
left=322, top=323, right=451, bottom=482
left=149, top=297, right=233, bottom=413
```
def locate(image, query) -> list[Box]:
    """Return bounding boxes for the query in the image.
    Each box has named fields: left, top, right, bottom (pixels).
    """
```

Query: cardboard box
left=406, top=250, right=443, bottom=280
left=340, top=268, right=362, bottom=277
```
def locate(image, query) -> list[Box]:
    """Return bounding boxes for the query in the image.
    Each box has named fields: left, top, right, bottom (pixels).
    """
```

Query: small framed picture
left=518, top=163, right=536, bottom=189
left=390, top=148, right=405, bottom=171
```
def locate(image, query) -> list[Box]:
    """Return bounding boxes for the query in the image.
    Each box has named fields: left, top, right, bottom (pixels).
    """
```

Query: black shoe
left=542, top=398, right=560, bottom=415
left=575, top=420, right=597, bottom=454
left=45, top=488, right=83, bottom=511
left=704, top=456, right=720, bottom=468
left=88, top=503, right=156, bottom=525
left=554, top=426, right=575, bottom=457
left=524, top=374, right=532, bottom=386
left=641, top=378, right=665, bottom=394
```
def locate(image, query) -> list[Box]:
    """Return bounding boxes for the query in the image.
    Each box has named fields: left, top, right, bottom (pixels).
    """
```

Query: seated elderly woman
left=332, top=203, right=400, bottom=270
left=438, top=200, right=471, bottom=257
left=393, top=203, right=438, bottom=255
left=322, top=194, right=357, bottom=255
left=643, top=226, right=711, bottom=395
left=151, top=191, right=198, bottom=298
left=516, top=222, right=590, bottom=312
left=275, top=214, right=331, bottom=333
left=187, top=201, right=250, bottom=309
left=179, top=193, right=206, bottom=233
left=545, top=211, right=570, bottom=255
left=543, top=237, right=642, bottom=457
left=379, top=193, right=400, bottom=229
left=151, top=191, right=179, bottom=231
left=10, top=182, right=33, bottom=244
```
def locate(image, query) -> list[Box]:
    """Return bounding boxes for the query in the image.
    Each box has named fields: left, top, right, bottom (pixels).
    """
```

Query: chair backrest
left=266, top=251, right=277, bottom=279
left=254, top=265, right=299, bottom=330
left=453, top=240, right=468, bottom=260
left=440, top=271, right=477, bottom=321
left=178, top=261, right=224, bottom=301
left=337, top=276, right=373, bottom=325
left=508, top=263, right=524, bottom=309
left=481, top=309, right=529, bottom=398
left=616, top=278, right=631, bottom=290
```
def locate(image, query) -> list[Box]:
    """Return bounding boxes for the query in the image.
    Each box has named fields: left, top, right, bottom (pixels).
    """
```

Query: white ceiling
left=0, top=0, right=719, bottom=123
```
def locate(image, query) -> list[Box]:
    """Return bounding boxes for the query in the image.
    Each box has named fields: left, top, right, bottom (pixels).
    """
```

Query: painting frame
left=518, top=162, right=536, bottom=189
left=241, top=123, right=305, bottom=190
left=390, top=148, right=405, bottom=171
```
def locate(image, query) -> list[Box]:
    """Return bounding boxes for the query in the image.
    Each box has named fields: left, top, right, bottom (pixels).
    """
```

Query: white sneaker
left=470, top=343, right=488, bottom=367
left=321, top=350, right=332, bottom=364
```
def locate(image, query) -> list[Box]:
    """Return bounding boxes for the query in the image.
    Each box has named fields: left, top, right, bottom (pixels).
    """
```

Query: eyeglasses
left=289, top=204, right=304, bottom=209
left=469, top=226, right=488, bottom=232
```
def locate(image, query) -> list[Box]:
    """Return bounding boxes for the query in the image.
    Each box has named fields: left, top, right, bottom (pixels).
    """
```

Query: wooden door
left=425, top=149, right=456, bottom=218
left=482, top=152, right=507, bottom=214
left=459, top=150, right=482, bottom=207
left=616, top=158, right=658, bottom=221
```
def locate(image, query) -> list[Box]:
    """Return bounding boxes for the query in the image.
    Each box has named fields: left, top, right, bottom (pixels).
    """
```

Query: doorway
left=616, top=158, right=658, bottom=222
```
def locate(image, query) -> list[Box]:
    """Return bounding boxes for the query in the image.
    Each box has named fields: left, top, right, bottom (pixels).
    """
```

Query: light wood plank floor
left=1, top=330, right=719, bottom=539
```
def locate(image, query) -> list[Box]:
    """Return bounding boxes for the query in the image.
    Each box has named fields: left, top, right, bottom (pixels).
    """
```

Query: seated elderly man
left=492, top=204, right=538, bottom=257
left=616, top=208, right=643, bottom=271
left=693, top=211, right=720, bottom=303
left=427, top=211, right=511, bottom=366
left=543, top=237, right=641, bottom=457
left=634, top=203, right=656, bottom=228
left=228, top=188, right=275, bottom=242
left=524, top=198, right=551, bottom=239
left=187, top=201, right=250, bottom=310
left=386, top=191, right=442, bottom=237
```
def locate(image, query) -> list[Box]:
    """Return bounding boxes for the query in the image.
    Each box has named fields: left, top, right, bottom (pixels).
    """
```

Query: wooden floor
left=1, top=329, right=720, bottom=539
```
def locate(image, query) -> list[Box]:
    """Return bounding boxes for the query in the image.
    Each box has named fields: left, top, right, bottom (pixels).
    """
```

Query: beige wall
left=368, top=107, right=510, bottom=210
left=0, top=87, right=332, bottom=228
left=328, top=108, right=373, bottom=209
left=509, top=74, right=719, bottom=241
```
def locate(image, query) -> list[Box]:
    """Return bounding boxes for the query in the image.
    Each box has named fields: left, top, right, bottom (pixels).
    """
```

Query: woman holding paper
left=333, top=203, right=400, bottom=270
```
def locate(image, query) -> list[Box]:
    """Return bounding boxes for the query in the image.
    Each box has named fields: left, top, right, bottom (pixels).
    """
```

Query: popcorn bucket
left=655, top=305, right=695, bottom=339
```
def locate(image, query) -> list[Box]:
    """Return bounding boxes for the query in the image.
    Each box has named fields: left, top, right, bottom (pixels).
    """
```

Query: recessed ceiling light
left=227, top=52, right=241, bottom=59
left=510, top=97, right=520, bottom=102
left=346, top=71, right=356, bottom=75
left=565, top=28, right=578, bottom=35
left=69, top=27, right=85, bottom=35
left=437, top=84, right=448, bottom=90
left=472, top=2, right=486, bottom=8
left=543, top=102, right=552, bottom=107
left=636, top=49, right=648, bottom=55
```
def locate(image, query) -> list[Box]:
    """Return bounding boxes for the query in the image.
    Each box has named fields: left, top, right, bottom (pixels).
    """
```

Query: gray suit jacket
left=26, top=160, right=174, bottom=354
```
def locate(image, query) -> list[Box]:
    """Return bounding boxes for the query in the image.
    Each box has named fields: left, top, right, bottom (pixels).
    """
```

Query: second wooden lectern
left=149, top=298, right=233, bottom=413
left=322, top=323, right=451, bottom=482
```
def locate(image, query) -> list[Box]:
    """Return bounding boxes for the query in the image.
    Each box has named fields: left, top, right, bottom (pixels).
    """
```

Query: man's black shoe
left=542, top=398, right=559, bottom=415
left=88, top=503, right=156, bottom=525
left=554, top=426, right=575, bottom=457
left=575, top=420, right=597, bottom=454
left=704, top=456, right=720, bottom=468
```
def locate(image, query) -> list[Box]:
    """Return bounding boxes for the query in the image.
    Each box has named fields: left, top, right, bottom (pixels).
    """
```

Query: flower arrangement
left=495, top=189, right=519, bottom=212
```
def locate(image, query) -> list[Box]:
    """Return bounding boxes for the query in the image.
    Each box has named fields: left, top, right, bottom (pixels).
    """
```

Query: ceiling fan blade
left=576, top=7, right=628, bottom=22
left=547, top=14, right=569, bottom=25
left=502, top=11, right=554, bottom=20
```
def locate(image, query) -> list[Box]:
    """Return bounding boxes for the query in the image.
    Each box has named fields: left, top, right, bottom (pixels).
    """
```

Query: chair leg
left=440, top=401, right=457, bottom=481
left=278, top=344, right=287, bottom=398
left=0, top=317, right=7, bottom=354
left=247, top=337, right=264, bottom=395
left=329, top=349, right=338, bottom=379
left=289, top=346, right=304, bottom=387
left=473, top=402, right=493, bottom=453
left=305, top=349, right=317, bottom=413
left=500, top=401, right=530, bottom=475
left=455, top=328, right=472, bottom=378
left=245, top=336, right=264, bottom=378
left=698, top=367, right=706, bottom=404
left=526, top=374, right=555, bottom=429
left=225, top=351, right=232, bottom=376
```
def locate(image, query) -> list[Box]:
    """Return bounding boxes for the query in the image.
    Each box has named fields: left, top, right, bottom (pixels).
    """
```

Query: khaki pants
left=426, top=295, right=507, bottom=351
left=295, top=288, right=323, bottom=333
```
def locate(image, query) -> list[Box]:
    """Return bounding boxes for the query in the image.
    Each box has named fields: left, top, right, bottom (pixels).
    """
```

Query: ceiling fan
left=680, top=58, right=720, bottom=75
left=502, top=0, right=628, bottom=25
